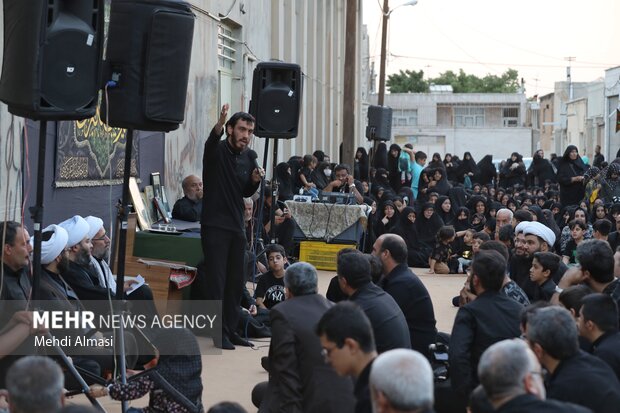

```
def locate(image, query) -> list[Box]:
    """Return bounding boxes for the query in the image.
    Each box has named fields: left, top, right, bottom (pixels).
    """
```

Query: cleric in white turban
left=58, top=215, right=90, bottom=247
left=517, top=221, right=556, bottom=249
left=37, top=224, right=68, bottom=265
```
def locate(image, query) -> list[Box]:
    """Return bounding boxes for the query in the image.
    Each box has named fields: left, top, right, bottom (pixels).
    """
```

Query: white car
left=493, top=157, right=533, bottom=173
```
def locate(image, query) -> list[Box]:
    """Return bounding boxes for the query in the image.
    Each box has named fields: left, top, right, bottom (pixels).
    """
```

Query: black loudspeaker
left=0, top=0, right=104, bottom=120
left=366, top=105, right=393, bottom=141
left=101, top=0, right=195, bottom=132
left=250, top=62, right=303, bottom=139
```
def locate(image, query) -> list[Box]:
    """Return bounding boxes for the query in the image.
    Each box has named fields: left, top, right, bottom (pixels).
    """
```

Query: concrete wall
left=605, top=67, right=620, bottom=160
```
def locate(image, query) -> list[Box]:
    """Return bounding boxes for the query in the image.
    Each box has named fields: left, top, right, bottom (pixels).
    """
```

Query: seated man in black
left=578, top=293, right=620, bottom=381
left=322, top=164, right=364, bottom=204
left=60, top=216, right=156, bottom=314
left=336, top=251, right=411, bottom=354
left=255, top=244, right=287, bottom=310
left=371, top=234, right=437, bottom=358
left=449, top=249, right=522, bottom=404
left=526, top=305, right=620, bottom=413
left=172, top=174, right=203, bottom=222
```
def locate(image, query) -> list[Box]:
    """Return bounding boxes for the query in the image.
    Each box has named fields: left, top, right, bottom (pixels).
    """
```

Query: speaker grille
left=41, top=29, right=97, bottom=109
left=250, top=62, right=303, bottom=139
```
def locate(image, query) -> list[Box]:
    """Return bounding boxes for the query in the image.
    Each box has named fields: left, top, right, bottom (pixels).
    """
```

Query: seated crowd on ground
left=3, top=142, right=620, bottom=412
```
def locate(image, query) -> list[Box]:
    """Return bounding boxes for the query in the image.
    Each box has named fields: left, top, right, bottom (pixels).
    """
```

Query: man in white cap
left=513, top=221, right=568, bottom=300
left=59, top=215, right=139, bottom=299
left=36, top=224, right=140, bottom=382
left=38, top=224, right=80, bottom=302
left=83, top=216, right=157, bottom=310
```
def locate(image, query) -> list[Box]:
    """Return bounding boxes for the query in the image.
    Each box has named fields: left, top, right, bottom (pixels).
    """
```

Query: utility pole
left=378, top=0, right=389, bottom=106
left=342, top=0, right=357, bottom=168
left=565, top=56, right=575, bottom=100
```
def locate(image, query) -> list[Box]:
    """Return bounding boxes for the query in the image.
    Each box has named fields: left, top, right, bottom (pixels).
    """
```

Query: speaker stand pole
left=262, top=137, right=270, bottom=171
left=28, top=120, right=105, bottom=411
left=269, top=138, right=279, bottom=244
left=30, top=120, right=47, bottom=302
left=113, top=128, right=135, bottom=413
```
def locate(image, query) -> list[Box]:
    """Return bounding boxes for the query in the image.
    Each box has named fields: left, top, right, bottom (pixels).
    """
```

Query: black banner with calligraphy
left=55, top=109, right=139, bottom=187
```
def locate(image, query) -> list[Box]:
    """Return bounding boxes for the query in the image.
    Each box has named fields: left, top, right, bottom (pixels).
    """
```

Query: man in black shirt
left=200, top=104, right=263, bottom=350
left=449, top=249, right=522, bottom=403
left=526, top=306, right=620, bottom=413
left=578, top=293, right=620, bottom=380
left=478, top=339, right=590, bottom=413
left=553, top=240, right=620, bottom=326
left=371, top=234, right=437, bottom=358
left=323, top=164, right=364, bottom=204
left=336, top=251, right=411, bottom=353
left=172, top=174, right=203, bottom=222
left=255, top=244, right=287, bottom=309
left=316, top=302, right=378, bottom=413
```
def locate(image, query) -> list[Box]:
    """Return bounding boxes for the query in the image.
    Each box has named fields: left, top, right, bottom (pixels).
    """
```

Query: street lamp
left=377, top=0, right=418, bottom=106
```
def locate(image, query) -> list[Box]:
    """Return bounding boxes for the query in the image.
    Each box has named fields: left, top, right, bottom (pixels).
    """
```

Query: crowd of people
left=3, top=101, right=620, bottom=412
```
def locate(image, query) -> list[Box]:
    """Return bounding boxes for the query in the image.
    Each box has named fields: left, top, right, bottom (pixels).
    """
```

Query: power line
left=385, top=53, right=617, bottom=69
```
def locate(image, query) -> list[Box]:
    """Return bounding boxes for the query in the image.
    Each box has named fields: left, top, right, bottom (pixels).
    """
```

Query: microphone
left=248, top=150, right=260, bottom=171
left=248, top=149, right=265, bottom=180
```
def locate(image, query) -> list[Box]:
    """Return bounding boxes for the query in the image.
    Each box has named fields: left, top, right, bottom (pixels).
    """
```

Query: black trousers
left=201, top=226, right=246, bottom=338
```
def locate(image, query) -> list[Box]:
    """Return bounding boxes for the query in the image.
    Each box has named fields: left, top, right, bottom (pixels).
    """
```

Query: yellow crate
left=299, top=241, right=355, bottom=271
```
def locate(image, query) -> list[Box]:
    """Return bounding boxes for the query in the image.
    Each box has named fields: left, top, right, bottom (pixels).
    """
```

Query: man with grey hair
left=525, top=306, right=620, bottom=413
left=257, top=262, right=355, bottom=413
left=478, top=339, right=590, bottom=412
left=0, top=356, right=64, bottom=413
left=369, top=349, right=434, bottom=413
left=495, top=208, right=513, bottom=239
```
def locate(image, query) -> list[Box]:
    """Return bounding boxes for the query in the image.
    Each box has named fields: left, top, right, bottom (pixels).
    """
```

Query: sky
left=362, top=0, right=620, bottom=97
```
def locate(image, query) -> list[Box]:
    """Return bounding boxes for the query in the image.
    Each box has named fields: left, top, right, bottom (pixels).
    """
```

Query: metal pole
left=114, top=128, right=134, bottom=413
left=342, top=0, right=358, bottom=169
left=377, top=0, right=389, bottom=106
left=30, top=120, right=47, bottom=302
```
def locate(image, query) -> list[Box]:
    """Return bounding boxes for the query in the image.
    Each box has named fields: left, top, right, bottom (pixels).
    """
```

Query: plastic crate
left=299, top=241, right=354, bottom=271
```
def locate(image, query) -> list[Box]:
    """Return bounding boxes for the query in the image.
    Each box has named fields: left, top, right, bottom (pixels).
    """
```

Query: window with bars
left=454, top=107, right=484, bottom=127
left=503, top=107, right=519, bottom=127
left=392, top=109, right=418, bottom=126
left=218, top=24, right=237, bottom=71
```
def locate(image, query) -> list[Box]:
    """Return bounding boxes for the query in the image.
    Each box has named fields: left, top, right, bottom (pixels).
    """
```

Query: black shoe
left=214, top=336, right=235, bottom=350
left=230, top=333, right=254, bottom=347
left=261, top=356, right=270, bottom=372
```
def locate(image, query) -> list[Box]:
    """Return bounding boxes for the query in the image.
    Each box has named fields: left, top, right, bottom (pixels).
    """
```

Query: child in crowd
left=529, top=251, right=560, bottom=301
left=562, top=219, right=587, bottom=265
left=255, top=244, right=288, bottom=309
left=456, top=229, right=476, bottom=274
left=429, top=226, right=458, bottom=274
left=297, top=154, right=319, bottom=199
left=471, top=231, right=490, bottom=256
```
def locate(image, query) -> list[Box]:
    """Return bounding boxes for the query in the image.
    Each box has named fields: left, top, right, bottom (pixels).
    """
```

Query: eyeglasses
left=321, top=346, right=338, bottom=361
left=91, top=235, right=109, bottom=241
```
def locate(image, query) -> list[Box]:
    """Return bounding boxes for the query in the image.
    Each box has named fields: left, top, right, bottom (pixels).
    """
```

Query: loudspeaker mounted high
left=366, top=105, right=393, bottom=141
left=101, top=0, right=195, bottom=132
left=0, top=0, right=104, bottom=120
left=250, top=62, right=303, bottom=139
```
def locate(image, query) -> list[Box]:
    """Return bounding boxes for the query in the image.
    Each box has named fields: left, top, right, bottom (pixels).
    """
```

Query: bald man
left=172, top=174, right=203, bottom=221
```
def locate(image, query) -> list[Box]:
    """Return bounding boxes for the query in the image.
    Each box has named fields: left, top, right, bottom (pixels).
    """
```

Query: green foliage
left=387, top=69, right=429, bottom=93
left=385, top=68, right=520, bottom=93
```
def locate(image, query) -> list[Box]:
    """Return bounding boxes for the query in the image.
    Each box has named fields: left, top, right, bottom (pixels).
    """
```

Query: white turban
left=521, top=221, right=556, bottom=247
left=38, top=225, right=68, bottom=265
left=58, top=215, right=89, bottom=247
left=514, top=221, right=530, bottom=235
left=85, top=216, right=104, bottom=241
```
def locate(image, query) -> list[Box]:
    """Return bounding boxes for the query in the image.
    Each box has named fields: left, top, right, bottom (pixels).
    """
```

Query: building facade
left=373, top=91, right=532, bottom=162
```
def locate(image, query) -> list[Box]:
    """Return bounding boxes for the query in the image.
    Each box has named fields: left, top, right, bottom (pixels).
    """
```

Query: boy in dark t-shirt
left=255, top=244, right=287, bottom=309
